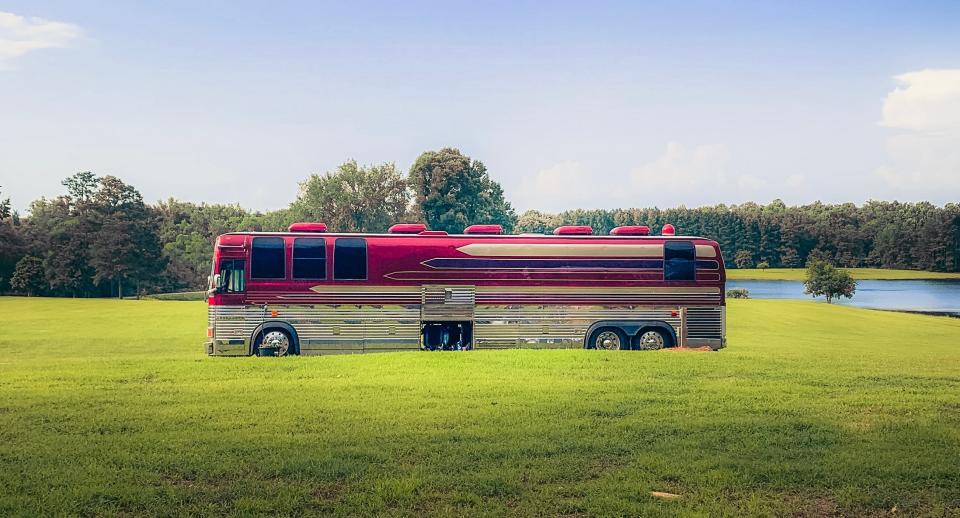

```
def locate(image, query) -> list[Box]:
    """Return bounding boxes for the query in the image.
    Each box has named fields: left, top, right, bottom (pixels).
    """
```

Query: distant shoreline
left=727, top=268, right=960, bottom=281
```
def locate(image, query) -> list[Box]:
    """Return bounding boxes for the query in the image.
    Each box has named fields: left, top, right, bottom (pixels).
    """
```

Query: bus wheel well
left=583, top=321, right=677, bottom=350
left=586, top=326, right=628, bottom=350
left=250, top=322, right=300, bottom=356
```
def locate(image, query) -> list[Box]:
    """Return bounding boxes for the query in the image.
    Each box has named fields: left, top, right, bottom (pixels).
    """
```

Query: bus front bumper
left=205, top=339, right=249, bottom=356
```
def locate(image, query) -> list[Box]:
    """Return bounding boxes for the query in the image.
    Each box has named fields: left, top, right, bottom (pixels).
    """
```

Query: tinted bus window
left=251, top=237, right=285, bottom=279
left=218, top=259, right=246, bottom=292
left=664, top=241, right=695, bottom=281
left=334, top=238, right=367, bottom=280
left=293, top=238, right=326, bottom=279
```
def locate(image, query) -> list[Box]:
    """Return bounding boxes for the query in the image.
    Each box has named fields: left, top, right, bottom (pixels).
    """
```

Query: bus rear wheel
left=587, top=327, right=627, bottom=350
left=636, top=329, right=669, bottom=350
left=255, top=329, right=292, bottom=357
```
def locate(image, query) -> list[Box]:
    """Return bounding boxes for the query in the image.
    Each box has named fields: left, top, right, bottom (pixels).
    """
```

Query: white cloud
left=515, top=160, right=605, bottom=211
left=881, top=69, right=960, bottom=133
left=0, top=11, right=82, bottom=68
left=877, top=69, right=960, bottom=191
left=630, top=142, right=731, bottom=192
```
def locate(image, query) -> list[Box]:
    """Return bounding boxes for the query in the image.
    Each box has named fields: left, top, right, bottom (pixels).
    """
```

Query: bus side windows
left=251, top=237, right=285, bottom=279
left=334, top=238, right=367, bottom=280
left=664, top=241, right=696, bottom=281
left=293, top=238, right=326, bottom=279
left=219, top=259, right=246, bottom=292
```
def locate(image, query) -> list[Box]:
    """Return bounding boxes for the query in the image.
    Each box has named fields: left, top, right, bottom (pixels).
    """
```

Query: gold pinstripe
left=456, top=243, right=664, bottom=257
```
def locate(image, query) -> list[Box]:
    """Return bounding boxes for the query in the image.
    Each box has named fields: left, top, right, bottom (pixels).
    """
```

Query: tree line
left=1, top=147, right=958, bottom=297
left=517, top=201, right=960, bottom=272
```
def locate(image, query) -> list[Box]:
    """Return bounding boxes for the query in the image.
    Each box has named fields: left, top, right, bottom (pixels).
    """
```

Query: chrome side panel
left=421, top=285, right=476, bottom=321
left=474, top=305, right=681, bottom=349
left=208, top=305, right=263, bottom=355
left=290, top=304, right=421, bottom=354
left=686, top=306, right=725, bottom=348
left=208, top=300, right=726, bottom=355
left=208, top=303, right=421, bottom=355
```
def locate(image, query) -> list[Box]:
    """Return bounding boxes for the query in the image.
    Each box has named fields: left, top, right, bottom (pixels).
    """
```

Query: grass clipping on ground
left=0, top=297, right=958, bottom=516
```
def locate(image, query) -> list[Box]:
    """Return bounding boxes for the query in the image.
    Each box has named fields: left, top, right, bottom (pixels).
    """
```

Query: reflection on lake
left=727, top=279, right=960, bottom=315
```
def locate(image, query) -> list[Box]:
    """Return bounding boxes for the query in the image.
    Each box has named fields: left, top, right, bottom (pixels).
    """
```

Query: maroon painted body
left=208, top=231, right=726, bottom=307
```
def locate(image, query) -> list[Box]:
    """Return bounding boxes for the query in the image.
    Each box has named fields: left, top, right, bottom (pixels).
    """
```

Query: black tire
left=635, top=328, right=671, bottom=350
left=586, top=327, right=628, bottom=350
left=254, top=329, right=296, bottom=356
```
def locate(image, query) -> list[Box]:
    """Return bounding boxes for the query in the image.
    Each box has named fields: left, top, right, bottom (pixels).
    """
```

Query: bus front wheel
left=255, top=329, right=292, bottom=357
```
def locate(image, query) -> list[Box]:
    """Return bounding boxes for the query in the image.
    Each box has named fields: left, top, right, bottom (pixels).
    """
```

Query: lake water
left=727, top=279, right=960, bottom=315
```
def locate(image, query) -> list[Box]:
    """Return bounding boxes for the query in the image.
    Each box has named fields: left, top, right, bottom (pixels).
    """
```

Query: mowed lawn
left=1, top=298, right=959, bottom=516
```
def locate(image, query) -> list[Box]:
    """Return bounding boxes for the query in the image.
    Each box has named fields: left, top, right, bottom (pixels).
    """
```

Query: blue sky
left=1, top=1, right=959, bottom=213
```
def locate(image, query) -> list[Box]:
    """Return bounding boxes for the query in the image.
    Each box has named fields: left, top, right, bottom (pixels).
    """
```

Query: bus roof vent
left=464, top=224, right=503, bottom=235
left=610, top=225, right=650, bottom=236
left=288, top=222, right=327, bottom=233
left=554, top=225, right=593, bottom=236
left=419, top=230, right=448, bottom=236
left=389, top=223, right=427, bottom=234
left=661, top=223, right=676, bottom=236
left=217, top=234, right=246, bottom=247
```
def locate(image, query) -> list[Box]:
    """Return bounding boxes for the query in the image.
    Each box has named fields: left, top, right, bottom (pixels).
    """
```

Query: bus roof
left=222, top=231, right=715, bottom=241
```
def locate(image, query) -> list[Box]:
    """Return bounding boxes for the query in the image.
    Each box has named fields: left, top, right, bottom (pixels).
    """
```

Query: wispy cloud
left=515, top=143, right=768, bottom=211
left=0, top=11, right=82, bottom=69
left=515, top=161, right=599, bottom=211
left=630, top=142, right=732, bottom=192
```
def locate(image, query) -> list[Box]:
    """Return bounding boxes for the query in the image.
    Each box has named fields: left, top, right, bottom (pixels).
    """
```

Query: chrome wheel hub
left=595, top=331, right=621, bottom=350
left=261, top=331, right=290, bottom=356
left=638, top=331, right=665, bottom=350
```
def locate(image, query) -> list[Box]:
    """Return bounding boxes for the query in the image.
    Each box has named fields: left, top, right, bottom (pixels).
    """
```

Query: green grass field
left=1, top=298, right=958, bottom=516
left=727, top=267, right=960, bottom=281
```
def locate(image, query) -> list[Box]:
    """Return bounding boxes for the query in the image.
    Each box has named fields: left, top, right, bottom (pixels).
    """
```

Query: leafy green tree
left=516, top=210, right=562, bottom=234
left=62, top=172, right=99, bottom=213
left=804, top=260, right=856, bottom=303
left=0, top=185, right=26, bottom=291
left=35, top=196, right=99, bottom=297
left=88, top=177, right=165, bottom=297
left=10, top=256, right=45, bottom=296
left=152, top=198, right=297, bottom=290
left=409, top=148, right=516, bottom=233
left=291, top=160, right=410, bottom=233
left=0, top=185, right=10, bottom=222
left=734, top=250, right=754, bottom=269
left=19, top=174, right=166, bottom=297
left=162, top=231, right=214, bottom=289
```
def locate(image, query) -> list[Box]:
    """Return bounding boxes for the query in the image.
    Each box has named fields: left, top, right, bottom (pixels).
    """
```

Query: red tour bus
left=205, top=222, right=726, bottom=356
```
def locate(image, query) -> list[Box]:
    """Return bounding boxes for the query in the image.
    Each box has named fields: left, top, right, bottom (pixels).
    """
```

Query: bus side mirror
left=213, top=273, right=221, bottom=287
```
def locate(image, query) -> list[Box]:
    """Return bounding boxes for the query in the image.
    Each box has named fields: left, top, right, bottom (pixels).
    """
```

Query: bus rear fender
left=583, top=320, right=677, bottom=349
